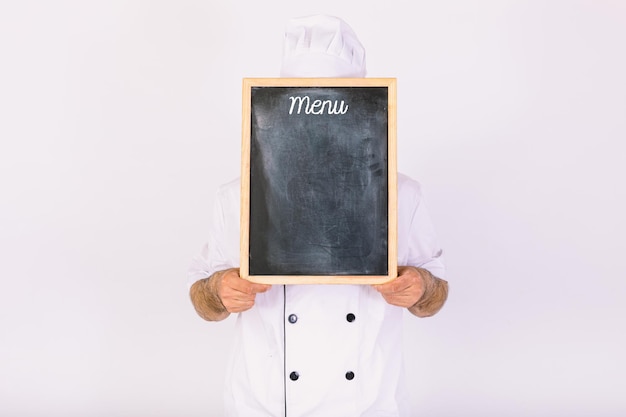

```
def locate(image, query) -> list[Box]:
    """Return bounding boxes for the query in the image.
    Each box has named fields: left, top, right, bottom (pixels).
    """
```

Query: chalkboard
left=240, top=78, right=397, bottom=284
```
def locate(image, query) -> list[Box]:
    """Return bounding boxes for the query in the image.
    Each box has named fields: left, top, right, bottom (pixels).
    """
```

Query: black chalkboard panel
left=240, top=78, right=397, bottom=284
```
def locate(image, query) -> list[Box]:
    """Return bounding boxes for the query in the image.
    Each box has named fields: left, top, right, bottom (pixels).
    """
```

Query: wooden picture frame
left=240, top=78, right=397, bottom=284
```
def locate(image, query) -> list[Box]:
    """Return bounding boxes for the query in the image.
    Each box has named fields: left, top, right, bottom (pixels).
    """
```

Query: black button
left=345, top=371, right=355, bottom=380
left=289, top=371, right=299, bottom=381
left=288, top=314, right=298, bottom=324
left=346, top=313, right=356, bottom=322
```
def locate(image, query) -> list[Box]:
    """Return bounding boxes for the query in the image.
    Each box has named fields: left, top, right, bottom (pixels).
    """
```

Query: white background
left=1, top=1, right=625, bottom=416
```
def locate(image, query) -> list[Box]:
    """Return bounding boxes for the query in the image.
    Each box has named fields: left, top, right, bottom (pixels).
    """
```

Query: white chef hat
left=280, top=14, right=366, bottom=78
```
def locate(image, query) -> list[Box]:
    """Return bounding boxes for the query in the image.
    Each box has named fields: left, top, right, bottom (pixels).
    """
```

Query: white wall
left=1, top=1, right=624, bottom=416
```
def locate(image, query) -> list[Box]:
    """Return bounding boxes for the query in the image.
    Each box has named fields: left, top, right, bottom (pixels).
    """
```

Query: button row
left=288, top=371, right=356, bottom=381
left=287, top=313, right=356, bottom=323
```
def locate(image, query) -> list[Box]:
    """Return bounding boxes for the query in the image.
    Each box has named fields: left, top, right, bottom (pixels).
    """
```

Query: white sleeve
left=187, top=179, right=241, bottom=288
left=407, top=195, right=446, bottom=279
left=398, top=174, right=446, bottom=279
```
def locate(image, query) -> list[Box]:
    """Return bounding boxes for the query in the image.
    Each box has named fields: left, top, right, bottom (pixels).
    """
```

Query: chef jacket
left=188, top=172, right=445, bottom=416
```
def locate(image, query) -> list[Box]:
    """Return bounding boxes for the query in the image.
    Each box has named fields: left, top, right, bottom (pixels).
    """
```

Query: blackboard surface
left=240, top=78, right=397, bottom=284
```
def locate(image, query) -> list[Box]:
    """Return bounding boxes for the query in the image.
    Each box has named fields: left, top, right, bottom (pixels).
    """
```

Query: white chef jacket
left=188, top=172, right=445, bottom=417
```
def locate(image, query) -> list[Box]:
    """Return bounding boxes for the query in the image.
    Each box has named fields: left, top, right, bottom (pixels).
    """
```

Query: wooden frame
left=240, top=78, right=397, bottom=284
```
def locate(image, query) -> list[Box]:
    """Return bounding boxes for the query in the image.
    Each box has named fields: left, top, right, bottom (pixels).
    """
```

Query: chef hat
left=280, top=14, right=366, bottom=78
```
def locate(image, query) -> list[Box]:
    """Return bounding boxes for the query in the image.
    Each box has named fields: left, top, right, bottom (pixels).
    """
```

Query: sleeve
left=400, top=174, right=446, bottom=279
left=186, top=180, right=241, bottom=289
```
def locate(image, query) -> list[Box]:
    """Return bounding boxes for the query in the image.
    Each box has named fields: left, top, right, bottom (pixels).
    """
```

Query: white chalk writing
left=288, top=96, right=349, bottom=115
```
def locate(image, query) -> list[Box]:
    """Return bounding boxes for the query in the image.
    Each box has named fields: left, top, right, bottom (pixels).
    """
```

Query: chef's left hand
left=372, top=266, right=426, bottom=308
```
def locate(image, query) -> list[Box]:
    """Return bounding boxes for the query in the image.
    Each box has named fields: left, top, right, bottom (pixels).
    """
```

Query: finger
left=219, top=273, right=270, bottom=312
left=220, top=289, right=256, bottom=313
left=222, top=271, right=256, bottom=293
left=397, top=266, right=419, bottom=277
left=374, top=274, right=412, bottom=294
left=381, top=288, right=423, bottom=308
left=227, top=298, right=256, bottom=313
left=374, top=277, right=424, bottom=308
left=222, top=285, right=257, bottom=303
left=249, top=282, right=271, bottom=294
left=224, top=273, right=271, bottom=295
left=390, top=277, right=414, bottom=293
left=395, top=268, right=424, bottom=290
left=372, top=281, right=396, bottom=295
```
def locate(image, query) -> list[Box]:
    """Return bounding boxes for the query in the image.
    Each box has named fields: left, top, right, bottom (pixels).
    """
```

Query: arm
left=377, top=175, right=448, bottom=317
left=189, top=268, right=271, bottom=322
left=373, top=266, right=448, bottom=318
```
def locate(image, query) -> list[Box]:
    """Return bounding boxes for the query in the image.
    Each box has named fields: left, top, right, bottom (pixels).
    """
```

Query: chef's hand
left=373, top=266, right=425, bottom=308
left=190, top=268, right=270, bottom=321
left=217, top=268, right=271, bottom=313
left=373, top=266, right=448, bottom=317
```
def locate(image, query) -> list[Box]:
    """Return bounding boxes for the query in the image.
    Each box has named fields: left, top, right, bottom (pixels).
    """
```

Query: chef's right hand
left=217, top=268, right=271, bottom=313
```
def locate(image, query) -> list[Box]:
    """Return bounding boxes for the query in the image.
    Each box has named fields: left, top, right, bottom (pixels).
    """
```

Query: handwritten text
left=288, top=96, right=349, bottom=115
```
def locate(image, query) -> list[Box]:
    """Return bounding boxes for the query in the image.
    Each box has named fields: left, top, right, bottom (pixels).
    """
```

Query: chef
left=188, top=14, right=449, bottom=417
